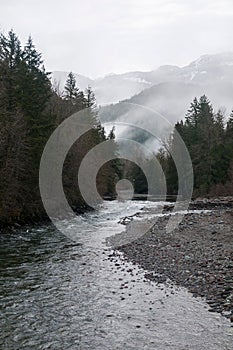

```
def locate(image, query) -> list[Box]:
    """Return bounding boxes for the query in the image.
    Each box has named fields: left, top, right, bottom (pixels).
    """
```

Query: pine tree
left=226, top=113, right=233, bottom=139
left=64, top=72, right=79, bottom=103
left=22, top=36, right=42, bottom=70
left=160, top=96, right=231, bottom=197
left=0, top=31, right=53, bottom=221
left=0, top=30, right=133, bottom=223
left=0, top=30, right=21, bottom=111
left=225, top=112, right=233, bottom=177
left=85, top=86, right=96, bottom=109
left=183, top=96, right=215, bottom=194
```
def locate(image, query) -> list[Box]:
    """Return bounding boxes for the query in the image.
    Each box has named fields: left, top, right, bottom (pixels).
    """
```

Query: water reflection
left=0, top=201, right=232, bottom=349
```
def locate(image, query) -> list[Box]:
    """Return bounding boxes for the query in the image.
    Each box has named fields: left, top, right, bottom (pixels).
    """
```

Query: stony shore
left=117, top=198, right=233, bottom=323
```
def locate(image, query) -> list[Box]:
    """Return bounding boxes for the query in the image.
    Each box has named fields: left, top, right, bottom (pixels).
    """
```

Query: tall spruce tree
left=64, top=72, right=79, bottom=102
left=0, top=31, right=52, bottom=221
left=159, top=96, right=233, bottom=197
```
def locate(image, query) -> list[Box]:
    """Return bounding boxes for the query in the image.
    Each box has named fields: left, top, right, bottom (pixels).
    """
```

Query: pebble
left=118, top=202, right=233, bottom=321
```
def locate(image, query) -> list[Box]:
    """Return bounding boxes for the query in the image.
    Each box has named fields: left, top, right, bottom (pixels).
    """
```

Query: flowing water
left=0, top=200, right=232, bottom=349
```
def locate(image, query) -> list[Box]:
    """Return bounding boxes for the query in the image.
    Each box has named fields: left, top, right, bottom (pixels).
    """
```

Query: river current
left=0, top=200, right=232, bottom=349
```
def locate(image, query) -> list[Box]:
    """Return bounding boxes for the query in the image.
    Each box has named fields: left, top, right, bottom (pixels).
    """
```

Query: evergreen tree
left=225, top=112, right=233, bottom=179
left=159, top=96, right=233, bottom=197
left=64, top=72, right=79, bottom=103
left=183, top=96, right=215, bottom=194
left=0, top=30, right=21, bottom=111
left=85, top=86, right=96, bottom=109
left=0, top=30, right=121, bottom=224
left=22, top=36, right=42, bottom=70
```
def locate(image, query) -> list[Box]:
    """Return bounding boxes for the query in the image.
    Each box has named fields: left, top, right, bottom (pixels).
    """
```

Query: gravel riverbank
left=117, top=200, right=233, bottom=323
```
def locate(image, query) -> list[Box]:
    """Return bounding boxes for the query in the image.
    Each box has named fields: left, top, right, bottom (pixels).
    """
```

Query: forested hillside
left=158, top=96, right=233, bottom=197
left=0, top=30, right=119, bottom=225
left=0, top=30, right=232, bottom=227
left=122, top=96, right=233, bottom=198
left=53, top=52, right=233, bottom=107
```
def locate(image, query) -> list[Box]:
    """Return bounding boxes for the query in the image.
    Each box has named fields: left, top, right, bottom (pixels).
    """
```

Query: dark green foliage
left=0, top=30, right=119, bottom=224
left=64, top=72, right=79, bottom=102
left=127, top=162, right=148, bottom=194
left=160, top=96, right=233, bottom=197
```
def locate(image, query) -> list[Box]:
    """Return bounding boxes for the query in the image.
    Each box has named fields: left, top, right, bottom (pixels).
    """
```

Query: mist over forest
left=1, top=0, right=233, bottom=348
left=0, top=30, right=233, bottom=226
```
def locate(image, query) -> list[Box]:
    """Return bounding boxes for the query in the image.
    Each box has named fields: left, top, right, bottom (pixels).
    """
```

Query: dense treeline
left=1, top=31, right=232, bottom=227
left=158, top=95, right=233, bottom=197
left=124, top=95, right=233, bottom=198
left=0, top=30, right=119, bottom=225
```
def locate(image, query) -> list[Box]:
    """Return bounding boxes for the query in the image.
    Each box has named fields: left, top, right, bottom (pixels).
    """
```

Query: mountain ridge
left=52, top=52, right=233, bottom=106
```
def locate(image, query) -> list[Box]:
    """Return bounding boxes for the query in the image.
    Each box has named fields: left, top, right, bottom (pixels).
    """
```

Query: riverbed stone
left=117, top=200, right=233, bottom=321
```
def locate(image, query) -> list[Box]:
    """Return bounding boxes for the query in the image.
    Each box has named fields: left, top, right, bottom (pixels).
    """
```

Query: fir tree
left=64, top=72, right=79, bottom=103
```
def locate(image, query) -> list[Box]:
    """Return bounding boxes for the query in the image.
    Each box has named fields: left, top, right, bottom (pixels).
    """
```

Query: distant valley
left=52, top=53, right=233, bottom=142
left=52, top=52, right=233, bottom=111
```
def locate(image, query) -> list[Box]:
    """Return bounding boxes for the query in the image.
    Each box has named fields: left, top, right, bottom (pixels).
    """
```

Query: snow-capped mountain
left=98, top=53, right=233, bottom=143
left=52, top=53, right=233, bottom=148
left=52, top=52, right=233, bottom=106
left=52, top=70, right=153, bottom=104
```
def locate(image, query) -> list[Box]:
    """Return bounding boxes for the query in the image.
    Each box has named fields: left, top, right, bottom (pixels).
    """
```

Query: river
left=0, top=200, right=232, bottom=349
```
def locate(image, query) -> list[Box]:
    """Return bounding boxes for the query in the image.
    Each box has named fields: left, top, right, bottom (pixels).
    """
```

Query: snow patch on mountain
left=52, top=52, right=233, bottom=105
left=123, top=77, right=152, bottom=85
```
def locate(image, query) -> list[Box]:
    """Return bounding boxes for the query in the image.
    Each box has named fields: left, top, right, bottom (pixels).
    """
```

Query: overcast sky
left=1, top=0, right=233, bottom=78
